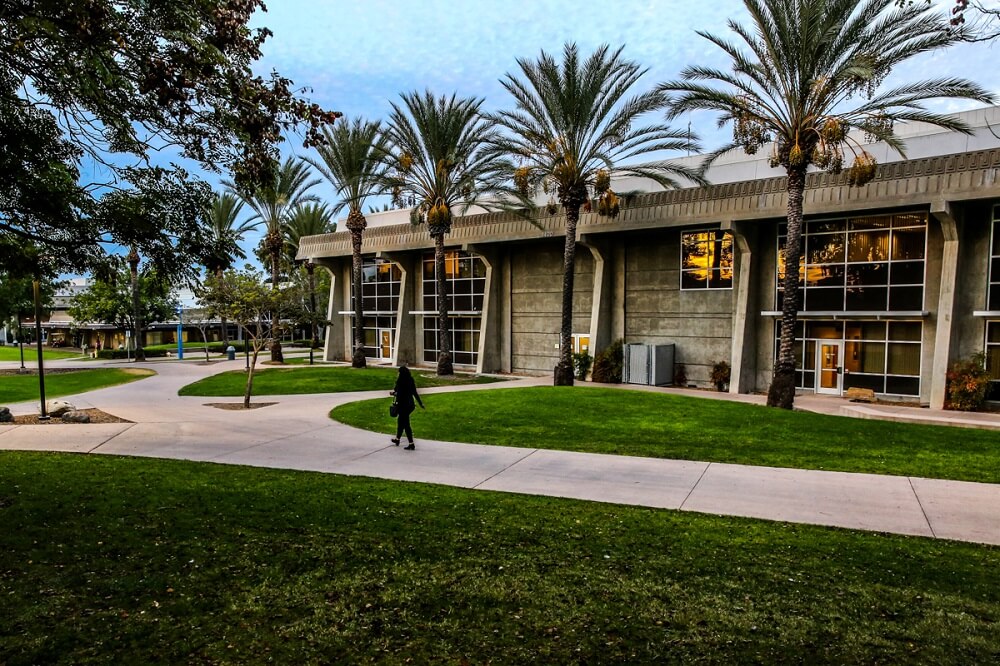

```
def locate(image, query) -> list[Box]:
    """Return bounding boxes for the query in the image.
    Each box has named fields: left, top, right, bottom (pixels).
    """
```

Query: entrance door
left=378, top=329, right=392, bottom=360
left=816, top=341, right=843, bottom=395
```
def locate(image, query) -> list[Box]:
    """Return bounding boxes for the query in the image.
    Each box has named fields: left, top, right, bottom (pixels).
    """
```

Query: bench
left=844, top=387, right=876, bottom=403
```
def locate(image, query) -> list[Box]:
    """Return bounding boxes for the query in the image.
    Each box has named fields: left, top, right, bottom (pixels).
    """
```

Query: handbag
left=389, top=400, right=399, bottom=418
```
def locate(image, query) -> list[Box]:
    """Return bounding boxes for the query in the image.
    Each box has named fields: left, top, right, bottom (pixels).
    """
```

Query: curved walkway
left=1, top=356, right=998, bottom=547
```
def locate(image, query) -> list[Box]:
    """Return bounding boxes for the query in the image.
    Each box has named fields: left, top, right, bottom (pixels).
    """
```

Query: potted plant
left=711, top=361, right=731, bottom=392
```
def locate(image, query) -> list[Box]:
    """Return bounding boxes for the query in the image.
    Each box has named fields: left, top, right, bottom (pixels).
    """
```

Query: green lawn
left=0, top=345, right=82, bottom=362
left=0, top=453, right=996, bottom=664
left=0, top=368, right=154, bottom=403
left=331, top=386, right=1000, bottom=483
left=178, top=366, right=503, bottom=396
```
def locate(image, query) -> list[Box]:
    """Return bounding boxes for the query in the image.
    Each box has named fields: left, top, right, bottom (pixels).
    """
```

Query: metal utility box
left=623, top=343, right=674, bottom=386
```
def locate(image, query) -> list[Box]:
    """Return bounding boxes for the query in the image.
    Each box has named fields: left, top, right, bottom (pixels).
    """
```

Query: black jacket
left=393, top=374, right=423, bottom=412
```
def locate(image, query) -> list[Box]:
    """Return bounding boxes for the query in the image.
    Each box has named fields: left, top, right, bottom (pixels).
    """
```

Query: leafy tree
left=283, top=202, right=336, bottom=349
left=1, top=0, right=338, bottom=274
left=385, top=92, right=502, bottom=375
left=197, top=268, right=305, bottom=408
left=69, top=258, right=177, bottom=348
left=661, top=0, right=993, bottom=409
left=491, top=43, right=701, bottom=385
left=0, top=272, right=56, bottom=346
left=203, top=191, right=256, bottom=345
left=229, top=157, right=321, bottom=362
left=306, top=117, right=389, bottom=367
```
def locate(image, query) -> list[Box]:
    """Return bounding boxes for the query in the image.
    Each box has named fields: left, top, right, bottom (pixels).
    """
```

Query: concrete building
left=297, top=106, right=1000, bottom=408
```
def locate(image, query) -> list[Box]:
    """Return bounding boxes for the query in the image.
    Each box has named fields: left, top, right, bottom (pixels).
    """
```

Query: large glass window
left=778, top=212, right=927, bottom=312
left=421, top=250, right=486, bottom=366
left=776, top=320, right=922, bottom=396
left=681, top=229, right=733, bottom=289
left=987, top=321, right=1000, bottom=401
left=350, top=258, right=401, bottom=359
left=989, top=206, right=1000, bottom=311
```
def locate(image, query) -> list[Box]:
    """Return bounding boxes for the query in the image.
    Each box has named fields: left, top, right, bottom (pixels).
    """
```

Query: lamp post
left=307, top=259, right=317, bottom=366
left=176, top=306, right=184, bottom=360
left=17, top=311, right=26, bottom=373
left=33, top=277, right=48, bottom=421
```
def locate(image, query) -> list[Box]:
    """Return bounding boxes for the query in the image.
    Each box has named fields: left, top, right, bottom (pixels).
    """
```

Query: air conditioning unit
left=623, top=343, right=675, bottom=386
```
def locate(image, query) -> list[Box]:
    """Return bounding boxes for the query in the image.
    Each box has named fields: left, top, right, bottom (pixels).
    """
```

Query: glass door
left=816, top=341, right=844, bottom=395
left=378, top=329, right=392, bottom=360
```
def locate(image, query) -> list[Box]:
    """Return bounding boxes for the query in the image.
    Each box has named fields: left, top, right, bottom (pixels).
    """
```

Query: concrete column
left=314, top=258, right=346, bottom=362
left=379, top=252, right=418, bottom=367
left=465, top=244, right=504, bottom=374
left=579, top=235, right=614, bottom=356
left=930, top=201, right=959, bottom=409
left=726, top=220, right=758, bottom=394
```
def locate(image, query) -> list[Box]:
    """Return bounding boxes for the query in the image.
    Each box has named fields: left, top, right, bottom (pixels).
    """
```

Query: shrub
left=96, top=349, right=168, bottom=359
left=946, top=353, right=990, bottom=411
left=673, top=363, right=687, bottom=387
left=591, top=339, right=624, bottom=384
left=572, top=352, right=593, bottom=381
left=710, top=361, right=731, bottom=391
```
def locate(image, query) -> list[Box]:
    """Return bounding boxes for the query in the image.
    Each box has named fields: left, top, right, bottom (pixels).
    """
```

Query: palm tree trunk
left=269, top=246, right=284, bottom=363
left=351, top=230, right=367, bottom=368
left=434, top=233, right=453, bottom=375
left=554, top=203, right=582, bottom=386
left=767, top=166, right=807, bottom=409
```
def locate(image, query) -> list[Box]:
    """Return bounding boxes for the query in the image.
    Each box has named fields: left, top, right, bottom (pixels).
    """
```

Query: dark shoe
left=404, top=443, right=415, bottom=450
left=391, top=438, right=400, bottom=446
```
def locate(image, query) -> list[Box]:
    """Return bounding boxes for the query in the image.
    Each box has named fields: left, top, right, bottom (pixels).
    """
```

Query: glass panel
left=844, top=341, right=862, bottom=373
left=807, top=233, right=845, bottom=264
left=792, top=340, right=804, bottom=368
left=805, top=264, right=845, bottom=288
left=887, top=343, right=921, bottom=375
left=423, top=330, right=436, bottom=350
left=991, top=257, right=1000, bottom=281
left=860, top=342, right=886, bottom=373
left=709, top=270, right=732, bottom=289
left=848, top=230, right=889, bottom=262
left=986, top=381, right=1000, bottom=401
left=891, top=228, right=926, bottom=260
left=804, top=340, right=816, bottom=370
left=890, top=261, right=924, bottom=285
left=987, top=322, right=1000, bottom=344
left=992, top=222, right=1000, bottom=255
left=885, top=376, right=919, bottom=395
left=889, top=286, right=923, bottom=311
left=682, top=271, right=705, bottom=289
left=849, top=215, right=891, bottom=230
left=893, top=212, right=926, bottom=228
left=473, top=259, right=487, bottom=278
left=990, top=289, right=1000, bottom=311
left=805, top=288, right=844, bottom=311
left=987, top=347, right=1000, bottom=380
left=846, top=287, right=887, bottom=311
left=819, top=344, right=840, bottom=389
left=844, top=373, right=884, bottom=392
left=422, top=260, right=434, bottom=280
left=859, top=321, right=886, bottom=340
left=801, top=371, right=815, bottom=388
left=809, top=220, right=845, bottom=233
left=806, top=322, right=842, bottom=339
left=888, top=322, right=922, bottom=342
left=458, top=258, right=473, bottom=279
left=847, top=263, right=888, bottom=286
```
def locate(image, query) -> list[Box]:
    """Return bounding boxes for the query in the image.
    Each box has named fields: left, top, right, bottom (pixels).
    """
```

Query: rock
left=0, top=407, right=12, bottom=423
left=61, top=410, right=91, bottom=424
left=46, top=400, right=76, bottom=417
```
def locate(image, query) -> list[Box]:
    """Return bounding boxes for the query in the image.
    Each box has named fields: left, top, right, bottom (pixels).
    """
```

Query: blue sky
left=186, top=0, right=1000, bottom=262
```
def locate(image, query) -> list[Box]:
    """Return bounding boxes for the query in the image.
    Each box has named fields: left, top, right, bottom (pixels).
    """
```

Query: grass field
left=0, top=345, right=82, bottom=362
left=0, top=452, right=996, bottom=664
left=0, top=368, right=154, bottom=403
left=178, top=366, right=503, bottom=396
left=330, top=386, right=1000, bottom=483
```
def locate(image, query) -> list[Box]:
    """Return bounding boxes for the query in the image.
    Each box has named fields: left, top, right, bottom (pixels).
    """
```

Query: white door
left=816, top=341, right=844, bottom=395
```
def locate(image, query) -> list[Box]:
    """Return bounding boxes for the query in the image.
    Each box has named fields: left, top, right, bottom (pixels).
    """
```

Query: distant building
left=299, top=106, right=1000, bottom=408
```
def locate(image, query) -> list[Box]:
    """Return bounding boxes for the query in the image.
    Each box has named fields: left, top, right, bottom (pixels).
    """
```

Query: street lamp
left=175, top=305, right=184, bottom=360
left=33, top=276, right=49, bottom=421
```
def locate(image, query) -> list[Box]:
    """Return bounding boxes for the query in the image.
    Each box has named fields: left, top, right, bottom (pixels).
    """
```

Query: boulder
left=61, top=410, right=91, bottom=424
left=0, top=407, right=12, bottom=423
left=46, top=400, right=77, bottom=417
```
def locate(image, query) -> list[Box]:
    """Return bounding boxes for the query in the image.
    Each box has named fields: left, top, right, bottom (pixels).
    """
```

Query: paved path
left=1, top=356, right=998, bottom=547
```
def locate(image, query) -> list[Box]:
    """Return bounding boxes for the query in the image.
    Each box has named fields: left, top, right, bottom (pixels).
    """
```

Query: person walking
left=390, top=366, right=424, bottom=450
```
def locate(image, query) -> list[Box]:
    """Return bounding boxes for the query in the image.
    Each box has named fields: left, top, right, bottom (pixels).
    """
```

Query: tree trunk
left=554, top=198, right=584, bottom=386
left=767, top=166, right=807, bottom=409
left=269, top=243, right=284, bottom=363
left=351, top=230, right=367, bottom=368
left=244, top=345, right=261, bottom=408
left=434, top=232, right=453, bottom=376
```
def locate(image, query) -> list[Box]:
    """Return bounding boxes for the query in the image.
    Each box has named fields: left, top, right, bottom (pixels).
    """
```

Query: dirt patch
left=11, top=408, right=132, bottom=425
left=204, top=402, right=278, bottom=411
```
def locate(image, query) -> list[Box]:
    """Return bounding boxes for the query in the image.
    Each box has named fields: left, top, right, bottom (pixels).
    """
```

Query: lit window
left=681, top=230, right=733, bottom=289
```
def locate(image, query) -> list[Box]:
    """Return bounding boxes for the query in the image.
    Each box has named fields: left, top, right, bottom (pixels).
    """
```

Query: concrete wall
left=623, top=230, right=734, bottom=387
left=509, top=240, right=594, bottom=374
left=952, top=201, right=995, bottom=358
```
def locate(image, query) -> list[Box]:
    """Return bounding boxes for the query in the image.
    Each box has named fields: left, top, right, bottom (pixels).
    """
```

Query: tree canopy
left=68, top=259, right=177, bottom=333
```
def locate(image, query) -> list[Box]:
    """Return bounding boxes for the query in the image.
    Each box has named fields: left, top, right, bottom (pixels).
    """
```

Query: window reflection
left=681, top=229, right=734, bottom=289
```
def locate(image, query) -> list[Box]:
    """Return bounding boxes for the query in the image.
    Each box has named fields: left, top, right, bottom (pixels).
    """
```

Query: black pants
left=395, top=408, right=414, bottom=443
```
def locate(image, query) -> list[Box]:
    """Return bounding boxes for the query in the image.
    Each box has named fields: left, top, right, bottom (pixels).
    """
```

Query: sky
left=173, top=0, right=1000, bottom=263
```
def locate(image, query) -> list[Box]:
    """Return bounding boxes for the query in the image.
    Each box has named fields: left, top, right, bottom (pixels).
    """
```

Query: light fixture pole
left=33, top=276, right=49, bottom=421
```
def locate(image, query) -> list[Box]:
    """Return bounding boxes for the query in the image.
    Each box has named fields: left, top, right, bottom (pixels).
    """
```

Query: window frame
left=679, top=228, right=734, bottom=291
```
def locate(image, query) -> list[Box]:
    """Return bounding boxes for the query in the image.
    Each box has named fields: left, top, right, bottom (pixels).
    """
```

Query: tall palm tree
left=229, top=157, right=320, bottom=362
left=385, top=91, right=502, bottom=375
left=305, top=117, right=389, bottom=368
left=283, top=202, right=336, bottom=350
left=661, top=0, right=994, bottom=409
left=491, top=43, right=702, bottom=386
left=203, top=192, right=254, bottom=345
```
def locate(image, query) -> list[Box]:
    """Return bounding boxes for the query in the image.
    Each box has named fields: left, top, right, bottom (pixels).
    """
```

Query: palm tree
left=203, top=192, right=254, bottom=345
left=661, top=0, right=994, bottom=409
left=305, top=117, right=389, bottom=368
left=283, top=202, right=336, bottom=350
left=491, top=43, right=702, bottom=386
left=385, top=91, right=502, bottom=375
left=229, top=157, right=320, bottom=362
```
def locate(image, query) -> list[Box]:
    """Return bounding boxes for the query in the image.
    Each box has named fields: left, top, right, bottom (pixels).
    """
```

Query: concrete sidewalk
left=1, top=358, right=998, bottom=547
